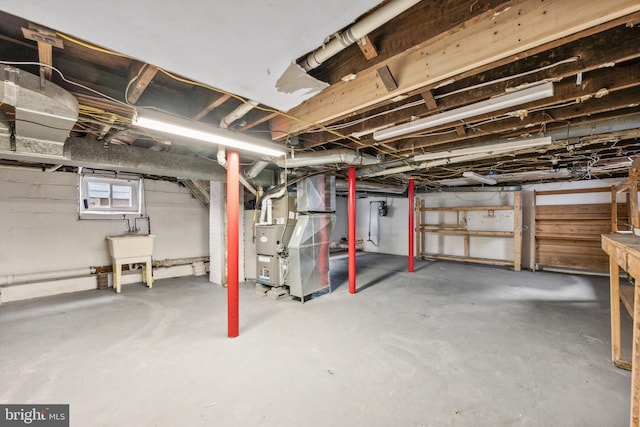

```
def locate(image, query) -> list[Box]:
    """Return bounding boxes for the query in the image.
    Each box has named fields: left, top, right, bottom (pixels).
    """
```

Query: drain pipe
left=275, top=149, right=379, bottom=168
left=0, top=267, right=95, bottom=286
left=258, top=183, right=287, bottom=225
left=245, top=160, right=270, bottom=180
left=220, top=100, right=259, bottom=129
left=299, top=0, right=421, bottom=71
left=258, top=170, right=288, bottom=224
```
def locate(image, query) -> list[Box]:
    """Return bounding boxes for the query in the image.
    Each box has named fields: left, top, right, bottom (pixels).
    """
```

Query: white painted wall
left=0, top=168, right=209, bottom=302
left=356, top=195, right=409, bottom=256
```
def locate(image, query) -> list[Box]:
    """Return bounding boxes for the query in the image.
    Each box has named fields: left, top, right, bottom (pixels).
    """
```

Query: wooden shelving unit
left=533, top=187, right=629, bottom=272
left=416, top=192, right=522, bottom=271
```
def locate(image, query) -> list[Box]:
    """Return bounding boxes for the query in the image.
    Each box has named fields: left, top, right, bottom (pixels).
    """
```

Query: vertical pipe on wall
left=408, top=179, right=415, bottom=273
left=227, top=151, right=240, bottom=338
left=348, top=168, right=357, bottom=294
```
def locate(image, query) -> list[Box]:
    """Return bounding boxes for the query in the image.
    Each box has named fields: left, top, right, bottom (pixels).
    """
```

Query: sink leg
left=113, top=263, right=122, bottom=293
left=145, top=259, right=153, bottom=289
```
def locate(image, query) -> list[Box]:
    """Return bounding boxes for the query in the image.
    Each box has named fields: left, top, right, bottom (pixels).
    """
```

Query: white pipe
left=257, top=174, right=287, bottom=225
left=216, top=146, right=257, bottom=196
left=245, top=160, right=270, bottom=179
left=275, top=149, right=378, bottom=168
left=300, top=0, right=421, bottom=71
left=220, top=100, right=259, bottom=129
left=0, top=267, right=95, bottom=286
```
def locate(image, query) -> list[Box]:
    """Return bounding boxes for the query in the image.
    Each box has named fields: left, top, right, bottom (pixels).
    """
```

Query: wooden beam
left=271, top=0, right=640, bottom=140
left=421, top=90, right=438, bottom=110
left=357, top=34, right=379, bottom=60
left=310, top=0, right=509, bottom=85
left=299, top=23, right=640, bottom=148
left=377, top=65, right=398, bottom=91
left=126, top=62, right=159, bottom=105
left=193, top=94, right=231, bottom=120
left=37, top=41, right=53, bottom=80
left=240, top=111, right=278, bottom=131
left=22, top=26, right=63, bottom=81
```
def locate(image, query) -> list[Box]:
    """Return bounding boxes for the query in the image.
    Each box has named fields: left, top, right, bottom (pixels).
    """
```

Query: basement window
left=80, top=176, right=142, bottom=215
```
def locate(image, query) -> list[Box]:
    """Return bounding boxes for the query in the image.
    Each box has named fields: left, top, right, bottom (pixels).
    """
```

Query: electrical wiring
left=0, top=60, right=131, bottom=109
left=154, top=68, right=397, bottom=158
left=36, top=34, right=404, bottom=158
left=56, top=32, right=130, bottom=59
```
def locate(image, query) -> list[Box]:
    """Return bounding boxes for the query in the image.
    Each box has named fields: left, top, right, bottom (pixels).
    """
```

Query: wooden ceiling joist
left=299, top=23, right=640, bottom=148
left=126, top=62, right=159, bottom=105
left=193, top=94, right=231, bottom=121
left=271, top=0, right=640, bottom=140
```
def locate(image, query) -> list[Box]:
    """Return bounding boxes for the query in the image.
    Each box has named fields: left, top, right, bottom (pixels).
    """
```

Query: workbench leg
left=632, top=275, right=640, bottom=426
left=610, top=256, right=622, bottom=364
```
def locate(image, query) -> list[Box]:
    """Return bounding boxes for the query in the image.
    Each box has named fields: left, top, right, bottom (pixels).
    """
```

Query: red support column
left=227, top=151, right=240, bottom=338
left=408, top=179, right=415, bottom=273
left=348, top=168, right=357, bottom=294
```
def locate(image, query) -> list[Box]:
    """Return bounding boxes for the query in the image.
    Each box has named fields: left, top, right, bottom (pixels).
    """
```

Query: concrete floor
left=0, top=253, right=632, bottom=426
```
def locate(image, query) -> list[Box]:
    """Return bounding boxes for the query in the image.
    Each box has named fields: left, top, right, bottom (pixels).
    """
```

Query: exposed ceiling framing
left=0, top=0, right=638, bottom=194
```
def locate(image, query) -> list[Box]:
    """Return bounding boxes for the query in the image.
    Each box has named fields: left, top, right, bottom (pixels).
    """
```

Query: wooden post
left=630, top=168, right=640, bottom=231
left=610, top=253, right=622, bottom=365
left=532, top=190, right=537, bottom=271
left=611, top=185, right=618, bottom=233
left=420, top=198, right=426, bottom=257
left=632, top=254, right=640, bottom=426
left=463, top=211, right=469, bottom=258
left=513, top=192, right=522, bottom=272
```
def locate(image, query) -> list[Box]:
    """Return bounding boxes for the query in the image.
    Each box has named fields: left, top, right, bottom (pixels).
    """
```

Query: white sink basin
left=106, top=234, right=155, bottom=259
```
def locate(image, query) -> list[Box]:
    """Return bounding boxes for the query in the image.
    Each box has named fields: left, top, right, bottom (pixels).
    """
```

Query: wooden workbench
left=602, top=233, right=640, bottom=426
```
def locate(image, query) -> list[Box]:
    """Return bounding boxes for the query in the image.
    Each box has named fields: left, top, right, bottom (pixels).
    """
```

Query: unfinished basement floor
left=0, top=253, right=631, bottom=426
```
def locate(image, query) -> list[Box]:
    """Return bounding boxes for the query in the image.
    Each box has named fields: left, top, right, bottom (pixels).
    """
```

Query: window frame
left=79, top=175, right=142, bottom=216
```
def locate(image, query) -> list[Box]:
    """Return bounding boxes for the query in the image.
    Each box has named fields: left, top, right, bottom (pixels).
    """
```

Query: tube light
left=413, top=136, right=553, bottom=162
left=363, top=136, right=552, bottom=178
left=372, top=82, right=554, bottom=141
left=462, top=171, right=497, bottom=185
left=133, top=108, right=285, bottom=157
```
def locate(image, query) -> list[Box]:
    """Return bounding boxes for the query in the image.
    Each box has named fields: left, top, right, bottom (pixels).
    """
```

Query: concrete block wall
left=0, top=168, right=208, bottom=302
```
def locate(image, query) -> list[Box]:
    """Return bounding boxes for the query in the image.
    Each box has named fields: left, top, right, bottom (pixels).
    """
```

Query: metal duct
left=335, top=179, right=406, bottom=194
left=275, top=148, right=378, bottom=168
left=64, top=137, right=227, bottom=181
left=0, top=66, right=78, bottom=158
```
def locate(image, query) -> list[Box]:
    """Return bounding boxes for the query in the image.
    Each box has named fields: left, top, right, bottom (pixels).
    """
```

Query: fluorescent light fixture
left=462, top=171, right=497, bottom=185
left=438, top=168, right=571, bottom=186
left=133, top=108, right=285, bottom=157
left=413, top=136, right=553, bottom=162
left=372, top=82, right=554, bottom=141
left=363, top=136, right=553, bottom=178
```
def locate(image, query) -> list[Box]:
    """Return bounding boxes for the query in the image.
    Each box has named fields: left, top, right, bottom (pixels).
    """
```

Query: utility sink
left=106, top=234, right=155, bottom=259
left=106, top=234, right=156, bottom=293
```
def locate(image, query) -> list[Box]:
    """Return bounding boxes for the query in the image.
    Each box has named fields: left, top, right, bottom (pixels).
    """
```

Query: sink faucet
left=125, top=218, right=140, bottom=234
